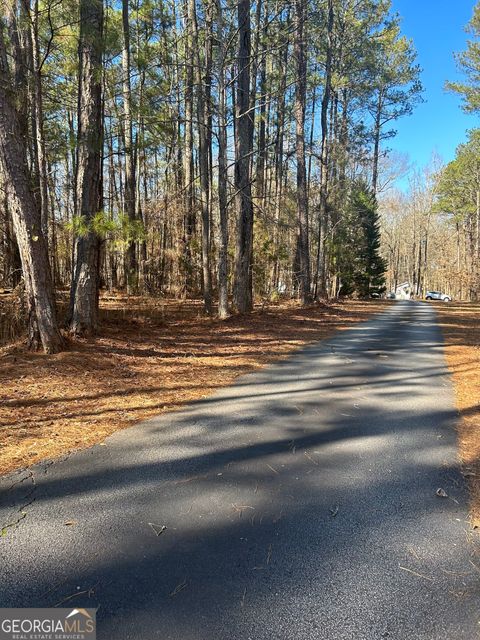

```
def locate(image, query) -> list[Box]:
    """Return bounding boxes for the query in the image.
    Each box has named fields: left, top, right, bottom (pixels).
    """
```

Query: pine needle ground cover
left=0, top=296, right=386, bottom=476
left=438, top=302, right=480, bottom=526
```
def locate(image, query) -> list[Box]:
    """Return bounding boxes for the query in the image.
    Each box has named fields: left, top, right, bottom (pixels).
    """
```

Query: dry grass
left=437, top=302, right=480, bottom=526
left=0, top=295, right=386, bottom=476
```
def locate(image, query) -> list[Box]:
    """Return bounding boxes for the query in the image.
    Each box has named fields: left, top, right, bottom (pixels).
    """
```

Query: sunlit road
left=1, top=301, right=478, bottom=639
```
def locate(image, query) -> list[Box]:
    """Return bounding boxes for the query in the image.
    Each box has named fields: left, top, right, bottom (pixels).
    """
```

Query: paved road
left=1, top=301, right=478, bottom=639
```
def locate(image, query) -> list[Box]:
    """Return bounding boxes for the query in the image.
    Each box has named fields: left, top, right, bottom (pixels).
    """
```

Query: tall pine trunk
left=314, top=0, right=333, bottom=300
left=69, top=0, right=104, bottom=336
left=192, top=0, right=212, bottom=314
left=293, top=0, right=311, bottom=304
left=271, top=19, right=289, bottom=293
left=182, top=0, right=195, bottom=297
left=371, top=89, right=383, bottom=194
left=216, top=0, right=229, bottom=318
left=30, top=0, right=50, bottom=247
left=0, top=22, right=63, bottom=353
left=122, top=0, right=137, bottom=290
left=233, top=0, right=254, bottom=313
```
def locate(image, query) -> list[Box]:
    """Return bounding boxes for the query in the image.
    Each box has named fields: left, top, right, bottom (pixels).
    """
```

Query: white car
left=425, top=290, right=452, bottom=302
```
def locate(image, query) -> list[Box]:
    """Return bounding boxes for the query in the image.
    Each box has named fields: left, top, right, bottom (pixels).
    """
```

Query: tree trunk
left=474, top=188, right=480, bottom=300
left=216, top=0, right=229, bottom=319
left=372, top=89, right=383, bottom=194
left=255, top=8, right=267, bottom=210
left=192, top=0, right=212, bottom=314
left=122, top=0, right=137, bottom=291
left=233, top=0, right=254, bottom=313
left=271, top=20, right=289, bottom=293
left=293, top=0, right=311, bottom=304
left=30, top=0, right=50, bottom=247
left=182, top=0, right=195, bottom=297
left=69, top=0, right=104, bottom=336
left=0, top=23, right=63, bottom=353
left=314, top=0, right=333, bottom=300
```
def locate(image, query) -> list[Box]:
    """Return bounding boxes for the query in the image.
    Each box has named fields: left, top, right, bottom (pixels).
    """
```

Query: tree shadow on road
left=1, top=301, right=478, bottom=639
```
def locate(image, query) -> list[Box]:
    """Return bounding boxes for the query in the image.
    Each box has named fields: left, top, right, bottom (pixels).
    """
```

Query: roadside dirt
left=0, top=297, right=386, bottom=476
left=437, top=302, right=480, bottom=526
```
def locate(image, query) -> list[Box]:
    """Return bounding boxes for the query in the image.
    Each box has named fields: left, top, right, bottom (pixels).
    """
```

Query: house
left=394, top=282, right=412, bottom=300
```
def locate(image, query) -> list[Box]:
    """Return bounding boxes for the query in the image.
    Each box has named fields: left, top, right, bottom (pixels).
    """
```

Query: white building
left=394, top=282, right=412, bottom=300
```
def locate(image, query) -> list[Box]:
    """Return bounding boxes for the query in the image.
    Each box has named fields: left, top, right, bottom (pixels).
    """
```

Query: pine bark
left=216, top=0, right=229, bottom=318
left=69, top=0, right=104, bottom=336
left=182, top=0, right=195, bottom=297
left=122, top=0, right=137, bottom=290
left=30, top=0, right=50, bottom=245
left=293, top=0, right=311, bottom=304
left=255, top=9, right=267, bottom=209
left=314, top=0, right=333, bottom=300
left=372, top=90, right=383, bottom=194
left=233, top=0, right=254, bottom=313
left=192, top=0, right=212, bottom=314
left=0, top=22, right=63, bottom=353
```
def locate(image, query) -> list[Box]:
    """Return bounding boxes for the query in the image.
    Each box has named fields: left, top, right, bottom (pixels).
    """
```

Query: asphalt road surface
left=1, top=301, right=478, bottom=639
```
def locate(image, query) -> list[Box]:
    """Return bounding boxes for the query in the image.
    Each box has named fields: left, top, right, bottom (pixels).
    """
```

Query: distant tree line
left=380, top=1, right=480, bottom=302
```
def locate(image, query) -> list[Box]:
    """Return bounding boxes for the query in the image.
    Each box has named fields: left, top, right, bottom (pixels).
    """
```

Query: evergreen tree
left=351, top=184, right=387, bottom=297
left=446, top=3, right=480, bottom=113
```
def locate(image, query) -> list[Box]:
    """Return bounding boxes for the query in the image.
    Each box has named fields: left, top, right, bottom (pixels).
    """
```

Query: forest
left=0, top=0, right=477, bottom=355
left=2, top=4, right=480, bottom=634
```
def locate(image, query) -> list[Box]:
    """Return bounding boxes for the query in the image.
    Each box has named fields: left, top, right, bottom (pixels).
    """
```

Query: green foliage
left=67, top=215, right=90, bottom=238
left=335, top=182, right=387, bottom=297
left=351, top=185, right=387, bottom=297
left=118, top=213, right=146, bottom=244
left=435, top=129, right=480, bottom=221
left=92, top=211, right=118, bottom=237
left=366, top=14, right=424, bottom=131
left=446, top=3, right=480, bottom=113
left=67, top=211, right=145, bottom=245
left=0, top=0, right=423, bottom=303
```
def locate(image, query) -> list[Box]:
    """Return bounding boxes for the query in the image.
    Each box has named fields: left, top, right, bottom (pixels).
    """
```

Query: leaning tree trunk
left=293, top=0, right=311, bottom=304
left=69, top=0, right=104, bottom=336
left=0, top=23, right=63, bottom=353
left=233, top=0, right=254, bottom=313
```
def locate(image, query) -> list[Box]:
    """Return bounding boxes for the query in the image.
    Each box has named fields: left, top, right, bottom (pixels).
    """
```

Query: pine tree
left=351, top=184, right=387, bottom=298
left=69, top=0, right=104, bottom=336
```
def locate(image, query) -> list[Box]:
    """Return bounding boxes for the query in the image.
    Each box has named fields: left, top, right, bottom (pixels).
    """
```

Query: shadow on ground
left=0, top=302, right=478, bottom=639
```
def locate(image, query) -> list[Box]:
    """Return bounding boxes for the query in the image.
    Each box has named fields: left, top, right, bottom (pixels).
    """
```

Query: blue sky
left=389, top=0, right=477, bottom=184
